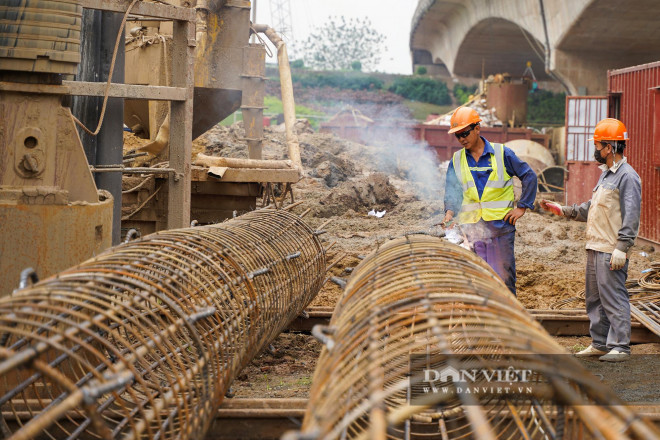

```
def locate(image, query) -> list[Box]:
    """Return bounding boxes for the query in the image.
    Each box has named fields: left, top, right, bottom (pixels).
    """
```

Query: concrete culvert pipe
left=504, top=139, right=557, bottom=198
left=291, top=235, right=660, bottom=440
left=504, top=139, right=556, bottom=174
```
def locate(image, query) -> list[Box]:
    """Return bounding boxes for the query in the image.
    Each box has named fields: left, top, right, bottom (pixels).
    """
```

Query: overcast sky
left=254, top=0, right=419, bottom=74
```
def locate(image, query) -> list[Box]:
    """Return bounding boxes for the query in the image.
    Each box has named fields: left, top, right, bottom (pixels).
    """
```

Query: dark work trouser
left=585, top=249, right=631, bottom=354
left=472, top=230, right=516, bottom=295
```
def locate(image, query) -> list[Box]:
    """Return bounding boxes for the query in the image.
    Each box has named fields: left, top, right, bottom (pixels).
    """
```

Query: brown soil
left=265, top=81, right=410, bottom=119
left=230, top=333, right=321, bottom=399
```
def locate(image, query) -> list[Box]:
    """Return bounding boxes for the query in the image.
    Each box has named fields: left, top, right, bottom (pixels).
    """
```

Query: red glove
left=540, top=200, right=563, bottom=216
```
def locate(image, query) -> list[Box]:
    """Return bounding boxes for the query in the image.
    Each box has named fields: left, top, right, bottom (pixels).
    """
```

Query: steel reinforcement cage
left=296, top=235, right=659, bottom=440
left=0, top=208, right=326, bottom=440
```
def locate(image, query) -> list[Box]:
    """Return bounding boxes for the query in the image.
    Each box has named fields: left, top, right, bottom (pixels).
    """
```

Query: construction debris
left=425, top=92, right=502, bottom=126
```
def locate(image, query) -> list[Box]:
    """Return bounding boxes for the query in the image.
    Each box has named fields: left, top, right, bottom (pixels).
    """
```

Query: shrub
left=388, top=77, right=451, bottom=105
left=453, top=83, right=478, bottom=105
left=527, top=90, right=566, bottom=124
left=351, top=60, right=362, bottom=71
left=291, top=59, right=304, bottom=69
left=292, top=72, right=383, bottom=91
left=415, top=66, right=427, bottom=75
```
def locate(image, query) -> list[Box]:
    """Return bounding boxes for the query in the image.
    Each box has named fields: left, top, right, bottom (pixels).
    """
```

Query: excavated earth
left=125, top=121, right=660, bottom=404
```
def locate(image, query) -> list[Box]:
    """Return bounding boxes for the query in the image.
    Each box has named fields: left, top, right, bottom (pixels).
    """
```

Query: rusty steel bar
left=0, top=209, right=325, bottom=440
left=295, top=235, right=660, bottom=440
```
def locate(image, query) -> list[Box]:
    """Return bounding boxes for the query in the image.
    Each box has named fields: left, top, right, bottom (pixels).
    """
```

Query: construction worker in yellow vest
left=442, top=107, right=538, bottom=295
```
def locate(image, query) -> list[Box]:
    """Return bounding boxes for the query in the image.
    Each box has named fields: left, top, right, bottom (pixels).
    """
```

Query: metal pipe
left=297, top=235, right=660, bottom=439
left=253, top=24, right=303, bottom=174
left=90, top=166, right=177, bottom=174
left=0, top=209, right=326, bottom=440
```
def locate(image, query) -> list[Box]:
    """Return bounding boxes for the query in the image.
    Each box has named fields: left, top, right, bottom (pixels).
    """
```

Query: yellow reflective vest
left=452, top=143, right=514, bottom=224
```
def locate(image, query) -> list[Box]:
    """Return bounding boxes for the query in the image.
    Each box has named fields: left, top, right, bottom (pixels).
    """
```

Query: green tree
left=415, top=66, right=427, bottom=75
left=299, top=16, right=385, bottom=71
left=527, top=90, right=566, bottom=124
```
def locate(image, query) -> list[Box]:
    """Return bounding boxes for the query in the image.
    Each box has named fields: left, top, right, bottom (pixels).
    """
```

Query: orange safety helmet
left=588, top=118, right=629, bottom=142
left=448, top=107, right=482, bottom=134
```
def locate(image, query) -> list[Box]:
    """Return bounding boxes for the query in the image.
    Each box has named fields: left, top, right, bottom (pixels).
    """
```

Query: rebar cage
left=0, top=209, right=326, bottom=440
left=299, top=235, right=659, bottom=440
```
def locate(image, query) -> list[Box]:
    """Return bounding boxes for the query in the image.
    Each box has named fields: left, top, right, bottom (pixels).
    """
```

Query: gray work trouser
left=585, top=250, right=631, bottom=354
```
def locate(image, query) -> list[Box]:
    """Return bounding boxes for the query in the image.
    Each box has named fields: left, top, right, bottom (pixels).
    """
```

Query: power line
left=269, top=0, right=294, bottom=40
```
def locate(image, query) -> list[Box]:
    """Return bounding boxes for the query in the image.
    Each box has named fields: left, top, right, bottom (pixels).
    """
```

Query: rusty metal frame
left=25, top=0, right=197, bottom=230
left=296, top=236, right=660, bottom=439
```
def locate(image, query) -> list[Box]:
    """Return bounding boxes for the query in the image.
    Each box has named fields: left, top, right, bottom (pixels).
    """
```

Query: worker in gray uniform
left=540, top=118, right=641, bottom=362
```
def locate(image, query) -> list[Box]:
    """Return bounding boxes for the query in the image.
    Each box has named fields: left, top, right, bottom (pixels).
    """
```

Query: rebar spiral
left=0, top=209, right=326, bottom=440
left=298, top=235, right=659, bottom=440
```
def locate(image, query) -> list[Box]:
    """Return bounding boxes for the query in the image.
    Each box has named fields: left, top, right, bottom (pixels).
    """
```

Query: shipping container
left=609, top=62, right=660, bottom=245
left=564, top=96, right=608, bottom=206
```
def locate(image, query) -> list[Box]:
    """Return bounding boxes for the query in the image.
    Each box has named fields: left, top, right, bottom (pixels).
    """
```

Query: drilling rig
left=0, top=0, right=301, bottom=296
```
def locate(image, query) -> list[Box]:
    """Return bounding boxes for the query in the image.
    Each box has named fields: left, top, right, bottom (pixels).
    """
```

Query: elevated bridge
left=410, top=0, right=660, bottom=94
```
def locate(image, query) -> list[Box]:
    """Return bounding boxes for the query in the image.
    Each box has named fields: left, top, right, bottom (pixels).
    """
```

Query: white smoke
left=343, top=103, right=448, bottom=203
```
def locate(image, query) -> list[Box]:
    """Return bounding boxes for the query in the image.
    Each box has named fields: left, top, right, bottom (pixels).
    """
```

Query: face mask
left=594, top=146, right=609, bottom=164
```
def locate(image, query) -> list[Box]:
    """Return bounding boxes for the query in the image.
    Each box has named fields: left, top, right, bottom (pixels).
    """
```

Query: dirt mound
left=309, top=160, right=356, bottom=187
left=195, top=124, right=247, bottom=159
left=314, top=173, right=399, bottom=218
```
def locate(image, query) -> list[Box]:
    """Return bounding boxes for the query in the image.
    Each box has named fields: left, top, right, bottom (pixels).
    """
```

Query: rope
left=73, top=0, right=141, bottom=136
left=122, top=175, right=154, bottom=194
left=122, top=185, right=161, bottom=220
left=250, top=25, right=273, bottom=58
left=517, top=24, right=545, bottom=65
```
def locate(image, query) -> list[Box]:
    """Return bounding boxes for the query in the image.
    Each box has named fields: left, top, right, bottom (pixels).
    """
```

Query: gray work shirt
left=563, top=157, right=641, bottom=254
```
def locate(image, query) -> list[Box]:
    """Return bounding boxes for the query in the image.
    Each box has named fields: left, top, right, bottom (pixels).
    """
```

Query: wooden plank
left=191, top=167, right=300, bottom=183
left=219, top=398, right=307, bottom=410
left=207, top=399, right=660, bottom=440
left=0, top=81, right=188, bottom=101
left=167, top=19, right=195, bottom=229
left=0, top=81, right=71, bottom=94
left=62, top=81, right=188, bottom=100
left=210, top=398, right=306, bottom=440
left=80, top=0, right=195, bottom=21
